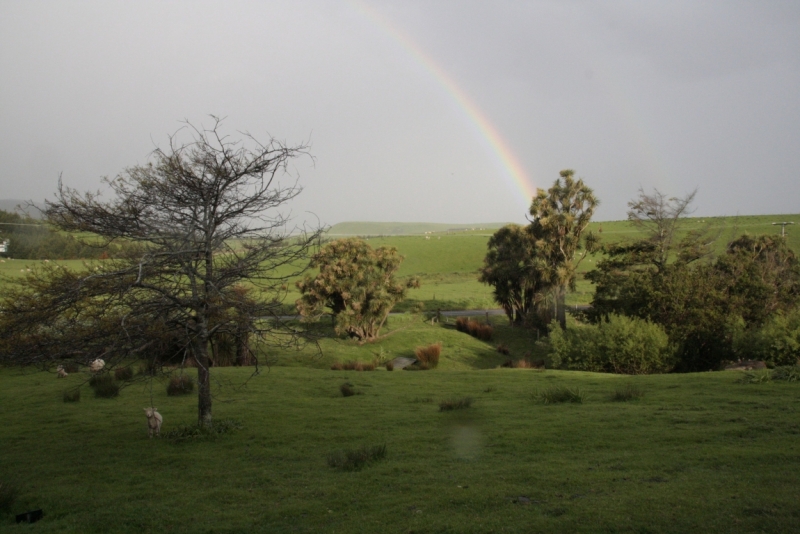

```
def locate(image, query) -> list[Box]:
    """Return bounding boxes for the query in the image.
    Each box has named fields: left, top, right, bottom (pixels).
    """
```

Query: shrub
left=610, top=384, right=644, bottom=402
left=736, top=370, right=772, bottom=384
left=414, top=342, right=441, bottom=369
left=330, top=362, right=344, bottom=371
left=327, top=444, right=387, bottom=471
left=89, top=374, right=119, bottom=398
left=771, top=365, right=800, bottom=382
left=114, top=367, right=134, bottom=381
left=534, top=386, right=584, bottom=404
left=456, top=317, right=493, bottom=341
left=549, top=314, right=675, bottom=374
left=455, top=317, right=470, bottom=332
left=497, top=344, right=510, bottom=355
left=734, top=309, right=800, bottom=367
left=62, top=388, right=81, bottom=403
left=0, top=480, right=18, bottom=512
left=439, top=397, right=473, bottom=411
left=340, top=383, right=357, bottom=397
left=385, top=361, right=394, bottom=371
left=167, top=374, right=194, bottom=396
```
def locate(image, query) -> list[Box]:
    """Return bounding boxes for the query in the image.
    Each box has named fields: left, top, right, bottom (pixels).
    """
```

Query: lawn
left=1, top=315, right=800, bottom=532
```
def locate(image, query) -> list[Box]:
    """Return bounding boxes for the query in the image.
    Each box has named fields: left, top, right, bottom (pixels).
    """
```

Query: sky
left=1, top=0, right=799, bottom=226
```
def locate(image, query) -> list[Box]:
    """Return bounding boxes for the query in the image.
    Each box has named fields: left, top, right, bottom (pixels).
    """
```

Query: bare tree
left=0, top=118, right=322, bottom=426
left=626, top=188, right=699, bottom=270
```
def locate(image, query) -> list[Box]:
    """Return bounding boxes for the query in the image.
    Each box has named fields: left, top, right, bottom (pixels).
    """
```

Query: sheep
left=57, top=365, right=68, bottom=378
left=89, top=358, right=105, bottom=373
left=143, top=408, right=163, bottom=438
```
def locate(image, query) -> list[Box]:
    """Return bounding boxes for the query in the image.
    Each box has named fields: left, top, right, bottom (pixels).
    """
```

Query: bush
left=439, top=397, right=473, bottom=411
left=734, top=309, right=800, bottom=367
left=549, top=314, right=675, bottom=374
left=385, top=361, right=394, bottom=371
left=534, top=386, right=584, bottom=404
left=114, top=367, right=134, bottom=381
left=89, top=374, right=119, bottom=398
left=414, top=342, right=441, bottom=369
left=771, top=365, right=800, bottom=382
left=0, top=480, right=18, bottom=512
left=62, top=388, right=81, bottom=403
left=340, top=383, right=358, bottom=397
left=496, top=344, right=510, bottom=355
left=167, top=374, right=194, bottom=396
left=609, top=384, right=644, bottom=402
left=327, top=444, right=387, bottom=471
left=330, top=362, right=344, bottom=371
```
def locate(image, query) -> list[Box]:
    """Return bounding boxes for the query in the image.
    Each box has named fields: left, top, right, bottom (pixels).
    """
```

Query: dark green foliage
left=89, top=373, right=119, bottom=398
left=414, top=342, right=441, bottom=368
left=479, top=224, right=544, bottom=326
left=166, top=374, right=194, bottom=396
left=496, top=343, right=510, bottom=355
left=327, top=444, right=387, bottom=471
left=164, top=419, right=242, bottom=443
left=610, top=384, right=644, bottom=402
left=733, top=307, right=800, bottom=367
left=549, top=314, right=675, bottom=374
left=588, top=193, right=800, bottom=372
left=0, top=480, right=18, bottom=512
left=534, top=386, right=584, bottom=404
left=771, top=365, right=800, bottom=382
left=114, top=367, right=134, bottom=381
left=62, top=388, right=81, bottom=402
left=340, top=383, right=357, bottom=397
left=439, top=397, right=472, bottom=411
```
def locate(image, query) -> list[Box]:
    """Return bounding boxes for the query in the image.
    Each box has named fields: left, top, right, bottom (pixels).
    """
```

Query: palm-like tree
left=529, top=170, right=599, bottom=329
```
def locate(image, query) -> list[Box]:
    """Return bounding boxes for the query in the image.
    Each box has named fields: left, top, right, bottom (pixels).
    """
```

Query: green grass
left=2, top=363, right=800, bottom=532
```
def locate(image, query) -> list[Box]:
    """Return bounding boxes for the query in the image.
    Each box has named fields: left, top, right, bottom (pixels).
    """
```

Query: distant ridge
left=328, top=221, right=515, bottom=236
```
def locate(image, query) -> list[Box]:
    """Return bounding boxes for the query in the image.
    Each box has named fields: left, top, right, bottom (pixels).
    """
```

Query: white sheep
left=57, top=365, right=68, bottom=378
left=89, top=359, right=105, bottom=373
left=143, top=408, right=163, bottom=438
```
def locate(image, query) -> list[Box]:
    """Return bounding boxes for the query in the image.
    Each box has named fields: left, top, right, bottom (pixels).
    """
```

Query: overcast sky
left=1, top=0, right=798, bottom=225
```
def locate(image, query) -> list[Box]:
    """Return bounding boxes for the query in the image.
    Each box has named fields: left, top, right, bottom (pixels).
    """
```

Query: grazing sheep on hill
left=57, top=365, right=68, bottom=378
left=89, top=359, right=105, bottom=373
left=143, top=408, right=163, bottom=438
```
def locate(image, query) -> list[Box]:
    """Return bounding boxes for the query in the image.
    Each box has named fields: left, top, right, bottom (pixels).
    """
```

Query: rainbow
left=351, top=1, right=537, bottom=207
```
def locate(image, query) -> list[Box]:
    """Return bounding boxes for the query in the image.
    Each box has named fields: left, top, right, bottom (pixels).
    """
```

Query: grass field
left=2, top=356, right=799, bottom=532
left=3, top=214, right=799, bottom=312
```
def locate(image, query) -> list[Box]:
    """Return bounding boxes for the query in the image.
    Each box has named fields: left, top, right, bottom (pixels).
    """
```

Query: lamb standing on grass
left=57, top=365, right=68, bottom=378
left=144, top=408, right=163, bottom=438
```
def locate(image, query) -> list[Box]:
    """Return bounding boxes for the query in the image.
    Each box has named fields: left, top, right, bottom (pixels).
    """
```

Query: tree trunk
left=194, top=338, right=212, bottom=427
left=556, top=287, right=567, bottom=330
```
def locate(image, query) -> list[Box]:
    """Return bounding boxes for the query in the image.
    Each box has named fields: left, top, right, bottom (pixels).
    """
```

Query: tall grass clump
left=89, top=373, right=119, bottom=398
left=340, top=383, right=358, bottom=397
left=327, top=445, right=387, bottom=471
left=439, top=397, right=473, bottom=411
left=62, top=388, right=81, bottom=403
left=609, top=384, right=644, bottom=402
left=414, top=342, right=441, bottom=369
left=167, top=374, right=194, bottom=396
left=771, top=365, right=800, bottom=382
left=114, top=367, right=134, bottom=381
left=455, top=317, right=493, bottom=341
left=534, top=386, right=584, bottom=404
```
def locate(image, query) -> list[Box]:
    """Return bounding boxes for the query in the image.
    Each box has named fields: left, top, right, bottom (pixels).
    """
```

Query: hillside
left=327, top=221, right=514, bottom=236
